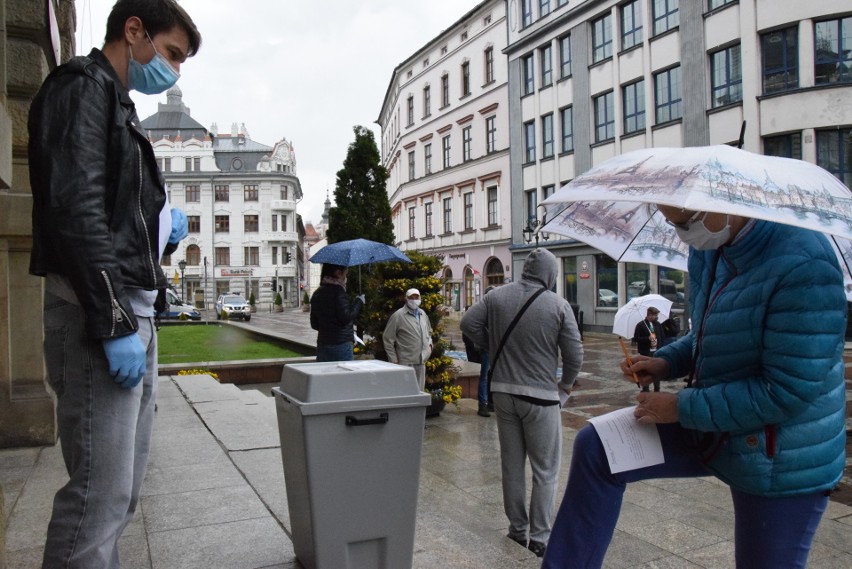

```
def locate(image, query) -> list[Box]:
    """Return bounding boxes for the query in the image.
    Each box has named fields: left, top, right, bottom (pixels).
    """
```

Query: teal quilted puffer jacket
left=657, top=220, right=847, bottom=497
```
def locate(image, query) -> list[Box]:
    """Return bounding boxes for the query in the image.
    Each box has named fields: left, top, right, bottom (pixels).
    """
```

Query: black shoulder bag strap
left=487, top=287, right=547, bottom=383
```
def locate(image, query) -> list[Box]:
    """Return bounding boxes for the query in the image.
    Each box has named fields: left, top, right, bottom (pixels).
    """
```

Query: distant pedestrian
left=463, top=285, right=496, bottom=417
left=383, top=288, right=433, bottom=390
left=28, top=1, right=202, bottom=566
left=460, top=248, right=583, bottom=558
left=310, top=263, right=364, bottom=361
left=632, top=307, right=663, bottom=392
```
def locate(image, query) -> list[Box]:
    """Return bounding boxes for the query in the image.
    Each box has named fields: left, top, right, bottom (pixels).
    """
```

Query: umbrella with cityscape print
left=539, top=145, right=852, bottom=298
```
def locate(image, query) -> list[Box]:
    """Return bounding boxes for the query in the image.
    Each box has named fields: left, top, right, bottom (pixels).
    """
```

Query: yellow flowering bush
left=177, top=369, right=219, bottom=380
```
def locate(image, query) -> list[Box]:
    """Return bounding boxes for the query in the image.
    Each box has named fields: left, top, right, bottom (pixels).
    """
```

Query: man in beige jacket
left=383, top=288, right=433, bottom=390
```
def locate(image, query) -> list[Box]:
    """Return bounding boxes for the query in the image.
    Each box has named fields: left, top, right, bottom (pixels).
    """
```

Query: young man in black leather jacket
left=28, top=2, right=201, bottom=566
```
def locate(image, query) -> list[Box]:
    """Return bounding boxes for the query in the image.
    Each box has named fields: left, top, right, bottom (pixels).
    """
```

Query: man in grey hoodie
left=461, top=248, right=583, bottom=557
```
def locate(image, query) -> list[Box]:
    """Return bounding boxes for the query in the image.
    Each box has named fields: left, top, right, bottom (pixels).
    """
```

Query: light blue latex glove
left=356, top=294, right=366, bottom=304
left=102, top=333, right=147, bottom=389
left=169, top=208, right=189, bottom=244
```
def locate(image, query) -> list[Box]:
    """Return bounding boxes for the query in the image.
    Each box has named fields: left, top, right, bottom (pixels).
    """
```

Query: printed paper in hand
left=588, top=406, right=664, bottom=474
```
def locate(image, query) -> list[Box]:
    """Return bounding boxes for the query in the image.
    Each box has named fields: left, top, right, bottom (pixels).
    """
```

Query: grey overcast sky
left=75, top=0, right=478, bottom=225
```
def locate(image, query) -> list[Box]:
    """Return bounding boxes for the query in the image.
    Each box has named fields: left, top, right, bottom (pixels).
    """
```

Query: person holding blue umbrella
left=310, top=264, right=364, bottom=361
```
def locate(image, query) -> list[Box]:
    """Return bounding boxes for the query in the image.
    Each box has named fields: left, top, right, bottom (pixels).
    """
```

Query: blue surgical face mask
left=128, top=32, right=180, bottom=94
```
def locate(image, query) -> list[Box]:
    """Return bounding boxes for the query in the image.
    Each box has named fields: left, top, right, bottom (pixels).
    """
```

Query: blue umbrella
left=309, top=238, right=411, bottom=266
left=309, top=238, right=412, bottom=292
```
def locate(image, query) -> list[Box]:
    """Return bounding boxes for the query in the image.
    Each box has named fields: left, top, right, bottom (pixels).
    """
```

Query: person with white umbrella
left=543, top=206, right=847, bottom=569
left=632, top=306, right=663, bottom=393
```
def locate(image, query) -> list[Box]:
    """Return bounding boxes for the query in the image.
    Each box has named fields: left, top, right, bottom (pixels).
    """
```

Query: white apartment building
left=505, top=0, right=852, bottom=331
left=141, top=87, right=303, bottom=310
left=377, top=0, right=513, bottom=311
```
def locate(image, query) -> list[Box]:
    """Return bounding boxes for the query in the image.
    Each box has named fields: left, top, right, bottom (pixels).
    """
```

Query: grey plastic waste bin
left=273, top=360, right=431, bottom=569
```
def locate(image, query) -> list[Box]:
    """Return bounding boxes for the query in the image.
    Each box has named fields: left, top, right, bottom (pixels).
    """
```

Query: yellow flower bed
left=177, top=369, right=219, bottom=380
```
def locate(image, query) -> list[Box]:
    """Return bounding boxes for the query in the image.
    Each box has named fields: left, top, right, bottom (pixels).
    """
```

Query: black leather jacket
left=29, top=49, right=172, bottom=340
left=310, top=284, right=363, bottom=345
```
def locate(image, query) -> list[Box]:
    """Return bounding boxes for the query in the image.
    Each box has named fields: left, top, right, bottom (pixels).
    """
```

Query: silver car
left=215, top=293, right=251, bottom=321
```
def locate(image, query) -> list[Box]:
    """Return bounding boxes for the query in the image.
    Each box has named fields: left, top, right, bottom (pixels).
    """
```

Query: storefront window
left=562, top=257, right=578, bottom=304
left=625, top=262, right=651, bottom=301
left=657, top=267, right=686, bottom=307
left=596, top=255, right=618, bottom=307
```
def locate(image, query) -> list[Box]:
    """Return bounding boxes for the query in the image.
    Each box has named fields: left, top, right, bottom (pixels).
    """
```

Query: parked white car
left=215, top=293, right=251, bottom=321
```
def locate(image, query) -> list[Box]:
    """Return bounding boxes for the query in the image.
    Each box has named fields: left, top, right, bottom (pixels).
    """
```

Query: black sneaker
left=477, top=403, right=491, bottom=417
left=528, top=540, right=546, bottom=558
left=507, top=534, right=528, bottom=548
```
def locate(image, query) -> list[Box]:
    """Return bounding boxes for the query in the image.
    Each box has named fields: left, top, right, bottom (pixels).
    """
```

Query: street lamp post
left=178, top=259, right=187, bottom=302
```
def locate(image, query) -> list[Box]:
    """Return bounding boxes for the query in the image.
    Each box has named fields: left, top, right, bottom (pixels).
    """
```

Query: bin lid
left=275, top=360, right=431, bottom=415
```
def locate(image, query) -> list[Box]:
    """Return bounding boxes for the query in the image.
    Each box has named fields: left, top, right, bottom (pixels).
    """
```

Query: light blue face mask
left=128, top=32, right=180, bottom=95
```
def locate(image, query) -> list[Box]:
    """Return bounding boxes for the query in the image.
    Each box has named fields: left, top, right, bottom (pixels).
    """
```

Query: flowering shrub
left=177, top=369, right=219, bottom=380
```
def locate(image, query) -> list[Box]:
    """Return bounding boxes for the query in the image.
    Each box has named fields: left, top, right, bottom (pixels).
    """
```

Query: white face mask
left=406, top=299, right=421, bottom=311
left=674, top=212, right=731, bottom=250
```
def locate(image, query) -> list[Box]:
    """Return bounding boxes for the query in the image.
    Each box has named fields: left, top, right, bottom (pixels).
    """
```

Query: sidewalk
left=3, top=311, right=852, bottom=568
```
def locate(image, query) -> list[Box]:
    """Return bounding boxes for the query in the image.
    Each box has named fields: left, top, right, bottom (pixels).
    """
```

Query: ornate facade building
left=142, top=88, right=304, bottom=309
left=377, top=0, right=512, bottom=311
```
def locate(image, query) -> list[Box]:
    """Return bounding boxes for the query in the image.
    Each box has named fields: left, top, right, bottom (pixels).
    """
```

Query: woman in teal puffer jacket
left=543, top=208, right=846, bottom=569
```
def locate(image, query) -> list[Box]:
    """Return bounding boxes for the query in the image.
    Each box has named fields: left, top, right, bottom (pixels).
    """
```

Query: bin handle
left=345, top=413, right=389, bottom=427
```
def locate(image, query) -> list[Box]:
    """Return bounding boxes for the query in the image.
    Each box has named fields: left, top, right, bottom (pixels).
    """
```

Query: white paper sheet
left=588, top=406, right=664, bottom=474
left=559, top=389, right=571, bottom=407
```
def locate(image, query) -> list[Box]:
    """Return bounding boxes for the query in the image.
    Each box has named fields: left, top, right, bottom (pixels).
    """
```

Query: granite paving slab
left=229, top=448, right=291, bottom=531
left=141, top=484, right=270, bottom=533
left=193, top=396, right=280, bottom=451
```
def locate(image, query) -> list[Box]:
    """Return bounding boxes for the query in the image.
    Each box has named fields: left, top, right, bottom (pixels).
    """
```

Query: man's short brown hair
left=105, top=0, right=202, bottom=57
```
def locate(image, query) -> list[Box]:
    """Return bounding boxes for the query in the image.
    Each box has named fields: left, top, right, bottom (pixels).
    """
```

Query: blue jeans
left=542, top=423, right=829, bottom=568
left=316, top=342, right=354, bottom=362
left=477, top=351, right=490, bottom=405
left=42, top=294, right=158, bottom=569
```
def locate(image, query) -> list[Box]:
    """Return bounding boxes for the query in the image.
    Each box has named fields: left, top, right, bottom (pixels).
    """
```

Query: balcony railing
left=270, top=199, right=297, bottom=211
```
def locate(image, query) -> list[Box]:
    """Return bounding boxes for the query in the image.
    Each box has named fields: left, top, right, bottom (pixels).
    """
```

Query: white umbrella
left=612, top=294, right=673, bottom=339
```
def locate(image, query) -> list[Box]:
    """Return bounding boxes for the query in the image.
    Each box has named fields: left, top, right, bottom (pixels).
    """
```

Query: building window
left=280, top=185, right=288, bottom=200
left=621, top=0, right=643, bottom=50
left=521, top=0, right=533, bottom=28
left=525, top=189, right=538, bottom=223
left=214, top=215, right=229, bottom=233
left=408, top=206, right=416, bottom=239
left=540, top=0, right=551, bottom=17
left=653, top=0, right=679, bottom=36
left=761, top=26, right=798, bottom=94
left=594, top=91, right=615, bottom=142
left=281, top=214, right=288, bottom=231
left=425, top=202, right=433, bottom=236
left=443, top=197, right=453, bottom=233
left=461, top=31, right=468, bottom=41
left=408, top=151, right=416, bottom=180
left=244, top=184, right=258, bottom=201
left=708, top=0, right=736, bottom=9
left=487, top=186, right=498, bottom=226
left=424, top=143, right=432, bottom=174
left=214, top=184, right=229, bottom=201
left=441, top=74, right=450, bottom=107
left=186, top=244, right=200, bottom=265
left=815, top=17, right=852, bottom=85
left=654, top=66, right=682, bottom=123
left=816, top=128, right=852, bottom=187
left=187, top=215, right=200, bottom=233
left=462, top=126, right=472, bottom=162
left=163, top=157, right=171, bottom=172
left=560, top=106, right=574, bottom=152
left=442, top=135, right=451, bottom=168
left=244, top=214, right=259, bottom=232
left=524, top=120, right=536, bottom=163
left=161, top=254, right=171, bottom=266
left=215, top=247, right=230, bottom=266
left=244, top=247, right=259, bottom=266
left=463, top=192, right=473, bottom=230
left=622, top=80, right=646, bottom=134
left=557, top=0, right=569, bottom=6
left=185, top=185, right=200, bottom=202
left=543, top=184, right=555, bottom=199
left=423, top=86, right=431, bottom=117
left=540, top=45, right=553, bottom=87
left=711, top=44, right=742, bottom=107
left=272, top=214, right=278, bottom=232
left=441, top=45, right=448, bottom=55
left=461, top=61, right=471, bottom=96
left=592, top=13, right=613, bottom=63
left=541, top=113, right=554, bottom=159
left=764, top=133, right=802, bottom=160
left=485, top=46, right=494, bottom=83
left=407, top=95, right=414, bottom=126
left=522, top=53, right=535, bottom=95
left=559, top=34, right=572, bottom=78
left=271, top=247, right=277, bottom=265
left=185, top=157, right=192, bottom=171
left=596, top=254, right=618, bottom=306
left=193, top=157, right=200, bottom=171
left=486, top=116, right=497, bottom=153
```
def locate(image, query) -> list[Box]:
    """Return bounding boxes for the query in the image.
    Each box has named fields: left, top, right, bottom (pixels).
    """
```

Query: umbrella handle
left=618, top=338, right=640, bottom=384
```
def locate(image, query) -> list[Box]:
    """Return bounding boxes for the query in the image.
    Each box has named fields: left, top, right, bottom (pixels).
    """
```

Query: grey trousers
left=493, top=392, right=562, bottom=544
left=42, top=294, right=158, bottom=569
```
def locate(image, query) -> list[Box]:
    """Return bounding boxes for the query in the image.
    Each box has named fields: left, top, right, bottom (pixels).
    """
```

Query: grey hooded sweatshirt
left=460, top=248, right=583, bottom=401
